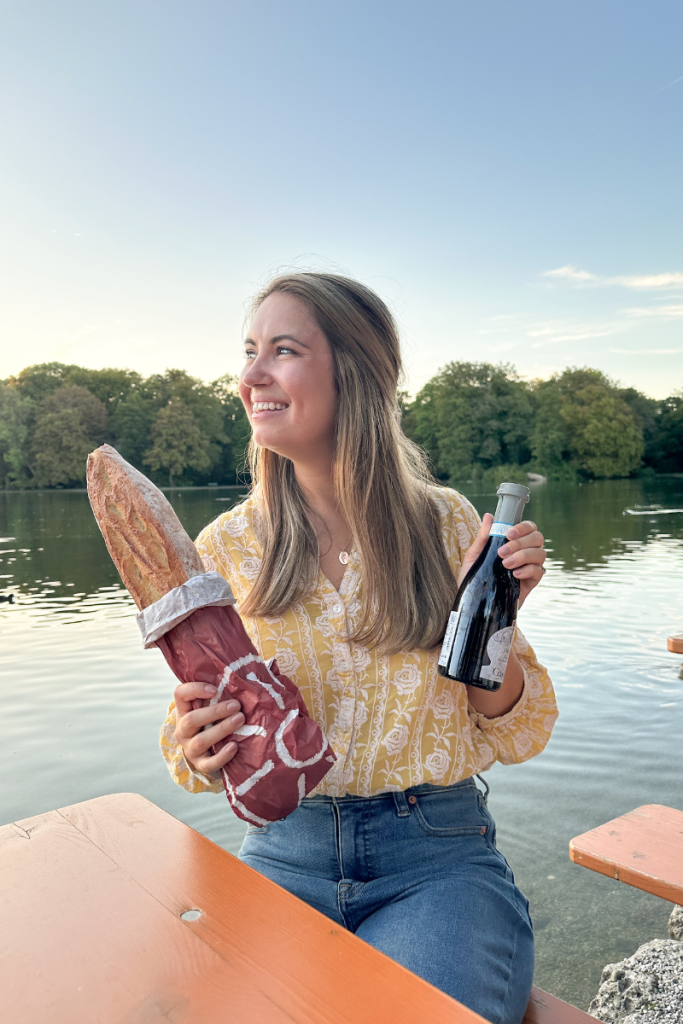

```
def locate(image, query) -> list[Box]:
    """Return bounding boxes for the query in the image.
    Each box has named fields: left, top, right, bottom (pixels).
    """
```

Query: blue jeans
left=239, top=776, right=534, bottom=1024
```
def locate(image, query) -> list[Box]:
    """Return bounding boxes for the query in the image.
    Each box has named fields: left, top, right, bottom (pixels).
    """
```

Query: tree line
left=0, top=363, right=250, bottom=489
left=0, top=360, right=680, bottom=489
left=402, top=364, right=682, bottom=484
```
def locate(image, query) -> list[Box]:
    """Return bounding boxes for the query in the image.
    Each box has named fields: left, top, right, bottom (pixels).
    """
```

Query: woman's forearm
left=465, top=649, right=525, bottom=719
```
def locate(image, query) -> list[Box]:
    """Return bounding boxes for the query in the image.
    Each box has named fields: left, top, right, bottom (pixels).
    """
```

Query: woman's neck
left=293, top=456, right=352, bottom=588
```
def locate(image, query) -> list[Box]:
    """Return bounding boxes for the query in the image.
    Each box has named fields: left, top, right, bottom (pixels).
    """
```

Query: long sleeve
left=467, top=628, right=558, bottom=763
left=159, top=700, right=223, bottom=794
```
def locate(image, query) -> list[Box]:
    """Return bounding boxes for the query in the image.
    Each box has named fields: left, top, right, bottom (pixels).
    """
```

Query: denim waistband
left=306, top=773, right=488, bottom=808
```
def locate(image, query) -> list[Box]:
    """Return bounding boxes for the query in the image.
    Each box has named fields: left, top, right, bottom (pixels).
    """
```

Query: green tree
left=403, top=362, right=533, bottom=481
left=63, top=366, right=142, bottom=414
left=39, top=386, right=109, bottom=444
left=531, top=369, right=644, bottom=479
left=144, top=401, right=211, bottom=486
left=208, top=373, right=251, bottom=483
left=0, top=385, right=34, bottom=487
left=110, top=392, right=156, bottom=467
left=31, top=409, right=92, bottom=487
left=138, top=369, right=227, bottom=480
left=648, top=393, right=683, bottom=472
left=8, top=362, right=80, bottom=403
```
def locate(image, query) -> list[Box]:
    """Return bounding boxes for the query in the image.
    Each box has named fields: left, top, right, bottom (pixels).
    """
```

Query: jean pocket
left=245, top=823, right=270, bottom=835
left=412, top=790, right=489, bottom=837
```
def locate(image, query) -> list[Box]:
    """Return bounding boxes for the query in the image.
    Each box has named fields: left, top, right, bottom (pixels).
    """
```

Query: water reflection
left=0, top=486, right=248, bottom=617
left=462, top=477, right=683, bottom=571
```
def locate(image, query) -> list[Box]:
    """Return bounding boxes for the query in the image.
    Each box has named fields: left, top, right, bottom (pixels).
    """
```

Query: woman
left=160, top=273, right=557, bottom=1024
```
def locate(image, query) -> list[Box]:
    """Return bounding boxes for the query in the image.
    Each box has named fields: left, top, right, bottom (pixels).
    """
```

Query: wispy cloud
left=648, top=73, right=683, bottom=99
left=609, top=348, right=681, bottom=355
left=623, top=305, right=683, bottom=320
left=613, top=272, right=683, bottom=290
left=543, top=265, right=597, bottom=283
left=543, top=266, right=683, bottom=291
left=526, top=319, right=622, bottom=346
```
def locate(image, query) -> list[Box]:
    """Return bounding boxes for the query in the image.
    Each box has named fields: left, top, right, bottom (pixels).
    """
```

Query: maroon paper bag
left=153, top=600, right=335, bottom=825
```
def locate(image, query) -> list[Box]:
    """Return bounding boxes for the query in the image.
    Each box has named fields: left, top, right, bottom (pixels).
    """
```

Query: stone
left=589, top=938, right=683, bottom=1023
left=668, top=907, right=683, bottom=943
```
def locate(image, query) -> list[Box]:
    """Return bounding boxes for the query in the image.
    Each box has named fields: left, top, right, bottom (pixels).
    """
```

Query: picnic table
left=569, top=803, right=683, bottom=906
left=0, top=792, right=592, bottom=1024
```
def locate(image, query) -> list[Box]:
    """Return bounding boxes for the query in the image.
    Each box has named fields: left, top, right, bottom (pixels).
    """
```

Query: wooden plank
left=523, top=986, right=593, bottom=1024
left=569, top=803, right=683, bottom=905
left=2, top=793, right=488, bottom=1024
left=0, top=809, right=254, bottom=1024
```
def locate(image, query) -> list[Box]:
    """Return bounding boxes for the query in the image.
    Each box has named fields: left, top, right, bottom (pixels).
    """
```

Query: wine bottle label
left=438, top=609, right=460, bottom=667
left=479, top=626, right=515, bottom=683
left=489, top=522, right=511, bottom=537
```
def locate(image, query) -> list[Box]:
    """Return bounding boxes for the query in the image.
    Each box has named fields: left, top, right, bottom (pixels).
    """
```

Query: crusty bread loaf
left=87, top=444, right=204, bottom=609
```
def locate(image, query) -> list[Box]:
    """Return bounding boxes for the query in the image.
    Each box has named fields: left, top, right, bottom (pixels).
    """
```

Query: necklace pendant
left=339, top=550, right=349, bottom=565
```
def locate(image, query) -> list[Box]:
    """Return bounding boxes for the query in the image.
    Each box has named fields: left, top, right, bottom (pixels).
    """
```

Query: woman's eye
left=276, top=346, right=294, bottom=356
left=244, top=349, right=256, bottom=359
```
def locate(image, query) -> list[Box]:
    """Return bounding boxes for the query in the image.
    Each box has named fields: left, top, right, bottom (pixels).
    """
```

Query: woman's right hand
left=174, top=682, right=244, bottom=776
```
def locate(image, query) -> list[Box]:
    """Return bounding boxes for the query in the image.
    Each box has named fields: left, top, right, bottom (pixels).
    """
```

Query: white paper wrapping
left=136, top=571, right=236, bottom=648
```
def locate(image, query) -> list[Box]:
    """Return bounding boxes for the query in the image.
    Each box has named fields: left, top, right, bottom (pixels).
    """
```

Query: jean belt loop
left=475, top=773, right=490, bottom=803
left=393, top=789, right=411, bottom=818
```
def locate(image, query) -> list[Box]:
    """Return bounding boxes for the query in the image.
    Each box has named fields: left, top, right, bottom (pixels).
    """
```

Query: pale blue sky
left=1, top=1, right=682, bottom=397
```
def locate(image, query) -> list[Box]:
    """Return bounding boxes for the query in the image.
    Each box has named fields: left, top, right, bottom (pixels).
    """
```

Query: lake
left=1, top=477, right=682, bottom=1010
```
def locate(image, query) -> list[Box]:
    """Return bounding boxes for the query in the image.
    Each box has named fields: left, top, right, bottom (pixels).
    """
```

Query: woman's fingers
left=184, top=710, right=246, bottom=762
left=175, top=697, right=242, bottom=741
left=193, top=739, right=240, bottom=775
left=174, top=680, right=219, bottom=716
left=501, top=545, right=547, bottom=571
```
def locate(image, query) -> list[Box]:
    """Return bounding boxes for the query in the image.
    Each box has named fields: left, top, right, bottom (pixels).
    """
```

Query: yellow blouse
left=159, top=486, right=558, bottom=798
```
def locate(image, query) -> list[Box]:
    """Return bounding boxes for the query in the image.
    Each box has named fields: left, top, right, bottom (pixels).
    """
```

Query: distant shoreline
left=2, top=474, right=682, bottom=495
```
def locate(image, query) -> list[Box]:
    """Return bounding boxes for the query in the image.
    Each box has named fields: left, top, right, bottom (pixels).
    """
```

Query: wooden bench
left=0, top=793, right=592, bottom=1023
left=569, top=803, right=683, bottom=905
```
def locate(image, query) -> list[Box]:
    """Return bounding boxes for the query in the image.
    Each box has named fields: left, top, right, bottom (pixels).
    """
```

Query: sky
left=1, top=1, right=682, bottom=399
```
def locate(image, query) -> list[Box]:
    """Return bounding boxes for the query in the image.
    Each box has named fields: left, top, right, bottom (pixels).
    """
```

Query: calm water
left=1, top=478, right=682, bottom=1009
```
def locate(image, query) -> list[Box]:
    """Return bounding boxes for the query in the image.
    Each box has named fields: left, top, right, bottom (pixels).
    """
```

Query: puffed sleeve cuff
left=467, top=629, right=559, bottom=765
left=159, top=701, right=223, bottom=794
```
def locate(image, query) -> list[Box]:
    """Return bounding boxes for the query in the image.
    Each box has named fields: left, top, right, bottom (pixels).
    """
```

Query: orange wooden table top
left=0, top=793, right=592, bottom=1024
left=1, top=793, right=490, bottom=1024
left=569, top=803, right=683, bottom=906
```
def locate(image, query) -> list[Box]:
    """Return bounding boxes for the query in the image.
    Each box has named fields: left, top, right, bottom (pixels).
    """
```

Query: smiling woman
left=159, top=271, right=556, bottom=1024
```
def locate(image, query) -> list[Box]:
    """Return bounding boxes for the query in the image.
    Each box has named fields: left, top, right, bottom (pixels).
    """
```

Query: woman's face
left=239, top=292, right=338, bottom=464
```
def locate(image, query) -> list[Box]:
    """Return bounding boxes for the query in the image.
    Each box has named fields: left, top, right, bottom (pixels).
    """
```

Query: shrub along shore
left=0, top=361, right=681, bottom=490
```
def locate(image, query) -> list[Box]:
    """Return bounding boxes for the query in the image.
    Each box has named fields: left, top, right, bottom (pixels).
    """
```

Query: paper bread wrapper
left=86, top=445, right=335, bottom=823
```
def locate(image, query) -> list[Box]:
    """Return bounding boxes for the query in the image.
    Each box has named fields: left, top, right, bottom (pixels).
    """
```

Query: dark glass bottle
left=438, top=482, right=530, bottom=691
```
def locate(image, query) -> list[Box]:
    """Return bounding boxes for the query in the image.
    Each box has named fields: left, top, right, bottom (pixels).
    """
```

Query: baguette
left=86, top=444, right=335, bottom=823
left=86, top=444, right=203, bottom=608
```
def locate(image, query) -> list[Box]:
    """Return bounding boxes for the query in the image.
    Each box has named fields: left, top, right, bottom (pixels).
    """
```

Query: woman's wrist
left=465, top=649, right=525, bottom=719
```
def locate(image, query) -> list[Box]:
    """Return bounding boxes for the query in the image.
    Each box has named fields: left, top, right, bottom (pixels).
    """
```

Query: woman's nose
left=241, top=353, right=272, bottom=387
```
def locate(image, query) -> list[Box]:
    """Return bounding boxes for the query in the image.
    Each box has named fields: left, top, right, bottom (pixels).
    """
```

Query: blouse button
left=408, top=795, right=417, bottom=805
left=333, top=604, right=342, bottom=614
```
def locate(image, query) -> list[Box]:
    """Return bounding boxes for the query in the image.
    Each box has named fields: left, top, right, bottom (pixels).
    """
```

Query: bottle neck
left=492, top=491, right=528, bottom=532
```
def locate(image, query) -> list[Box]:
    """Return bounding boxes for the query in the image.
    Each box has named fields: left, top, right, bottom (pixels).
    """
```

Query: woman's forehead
left=249, top=292, right=321, bottom=342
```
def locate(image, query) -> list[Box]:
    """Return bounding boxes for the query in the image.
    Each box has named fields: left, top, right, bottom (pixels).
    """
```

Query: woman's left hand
left=459, top=513, right=547, bottom=608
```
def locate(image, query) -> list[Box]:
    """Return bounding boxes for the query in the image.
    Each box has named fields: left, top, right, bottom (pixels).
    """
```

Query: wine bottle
left=438, top=482, right=530, bottom=691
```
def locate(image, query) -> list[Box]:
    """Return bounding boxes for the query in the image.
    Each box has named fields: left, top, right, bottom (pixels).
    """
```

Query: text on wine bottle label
left=438, top=609, right=460, bottom=667
left=489, top=522, right=512, bottom=537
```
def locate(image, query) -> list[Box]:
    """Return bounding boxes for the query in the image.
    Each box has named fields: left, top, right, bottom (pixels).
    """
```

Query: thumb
left=458, top=513, right=492, bottom=586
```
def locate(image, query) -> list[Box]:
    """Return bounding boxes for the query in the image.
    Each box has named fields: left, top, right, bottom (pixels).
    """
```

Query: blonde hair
left=240, top=272, right=457, bottom=655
